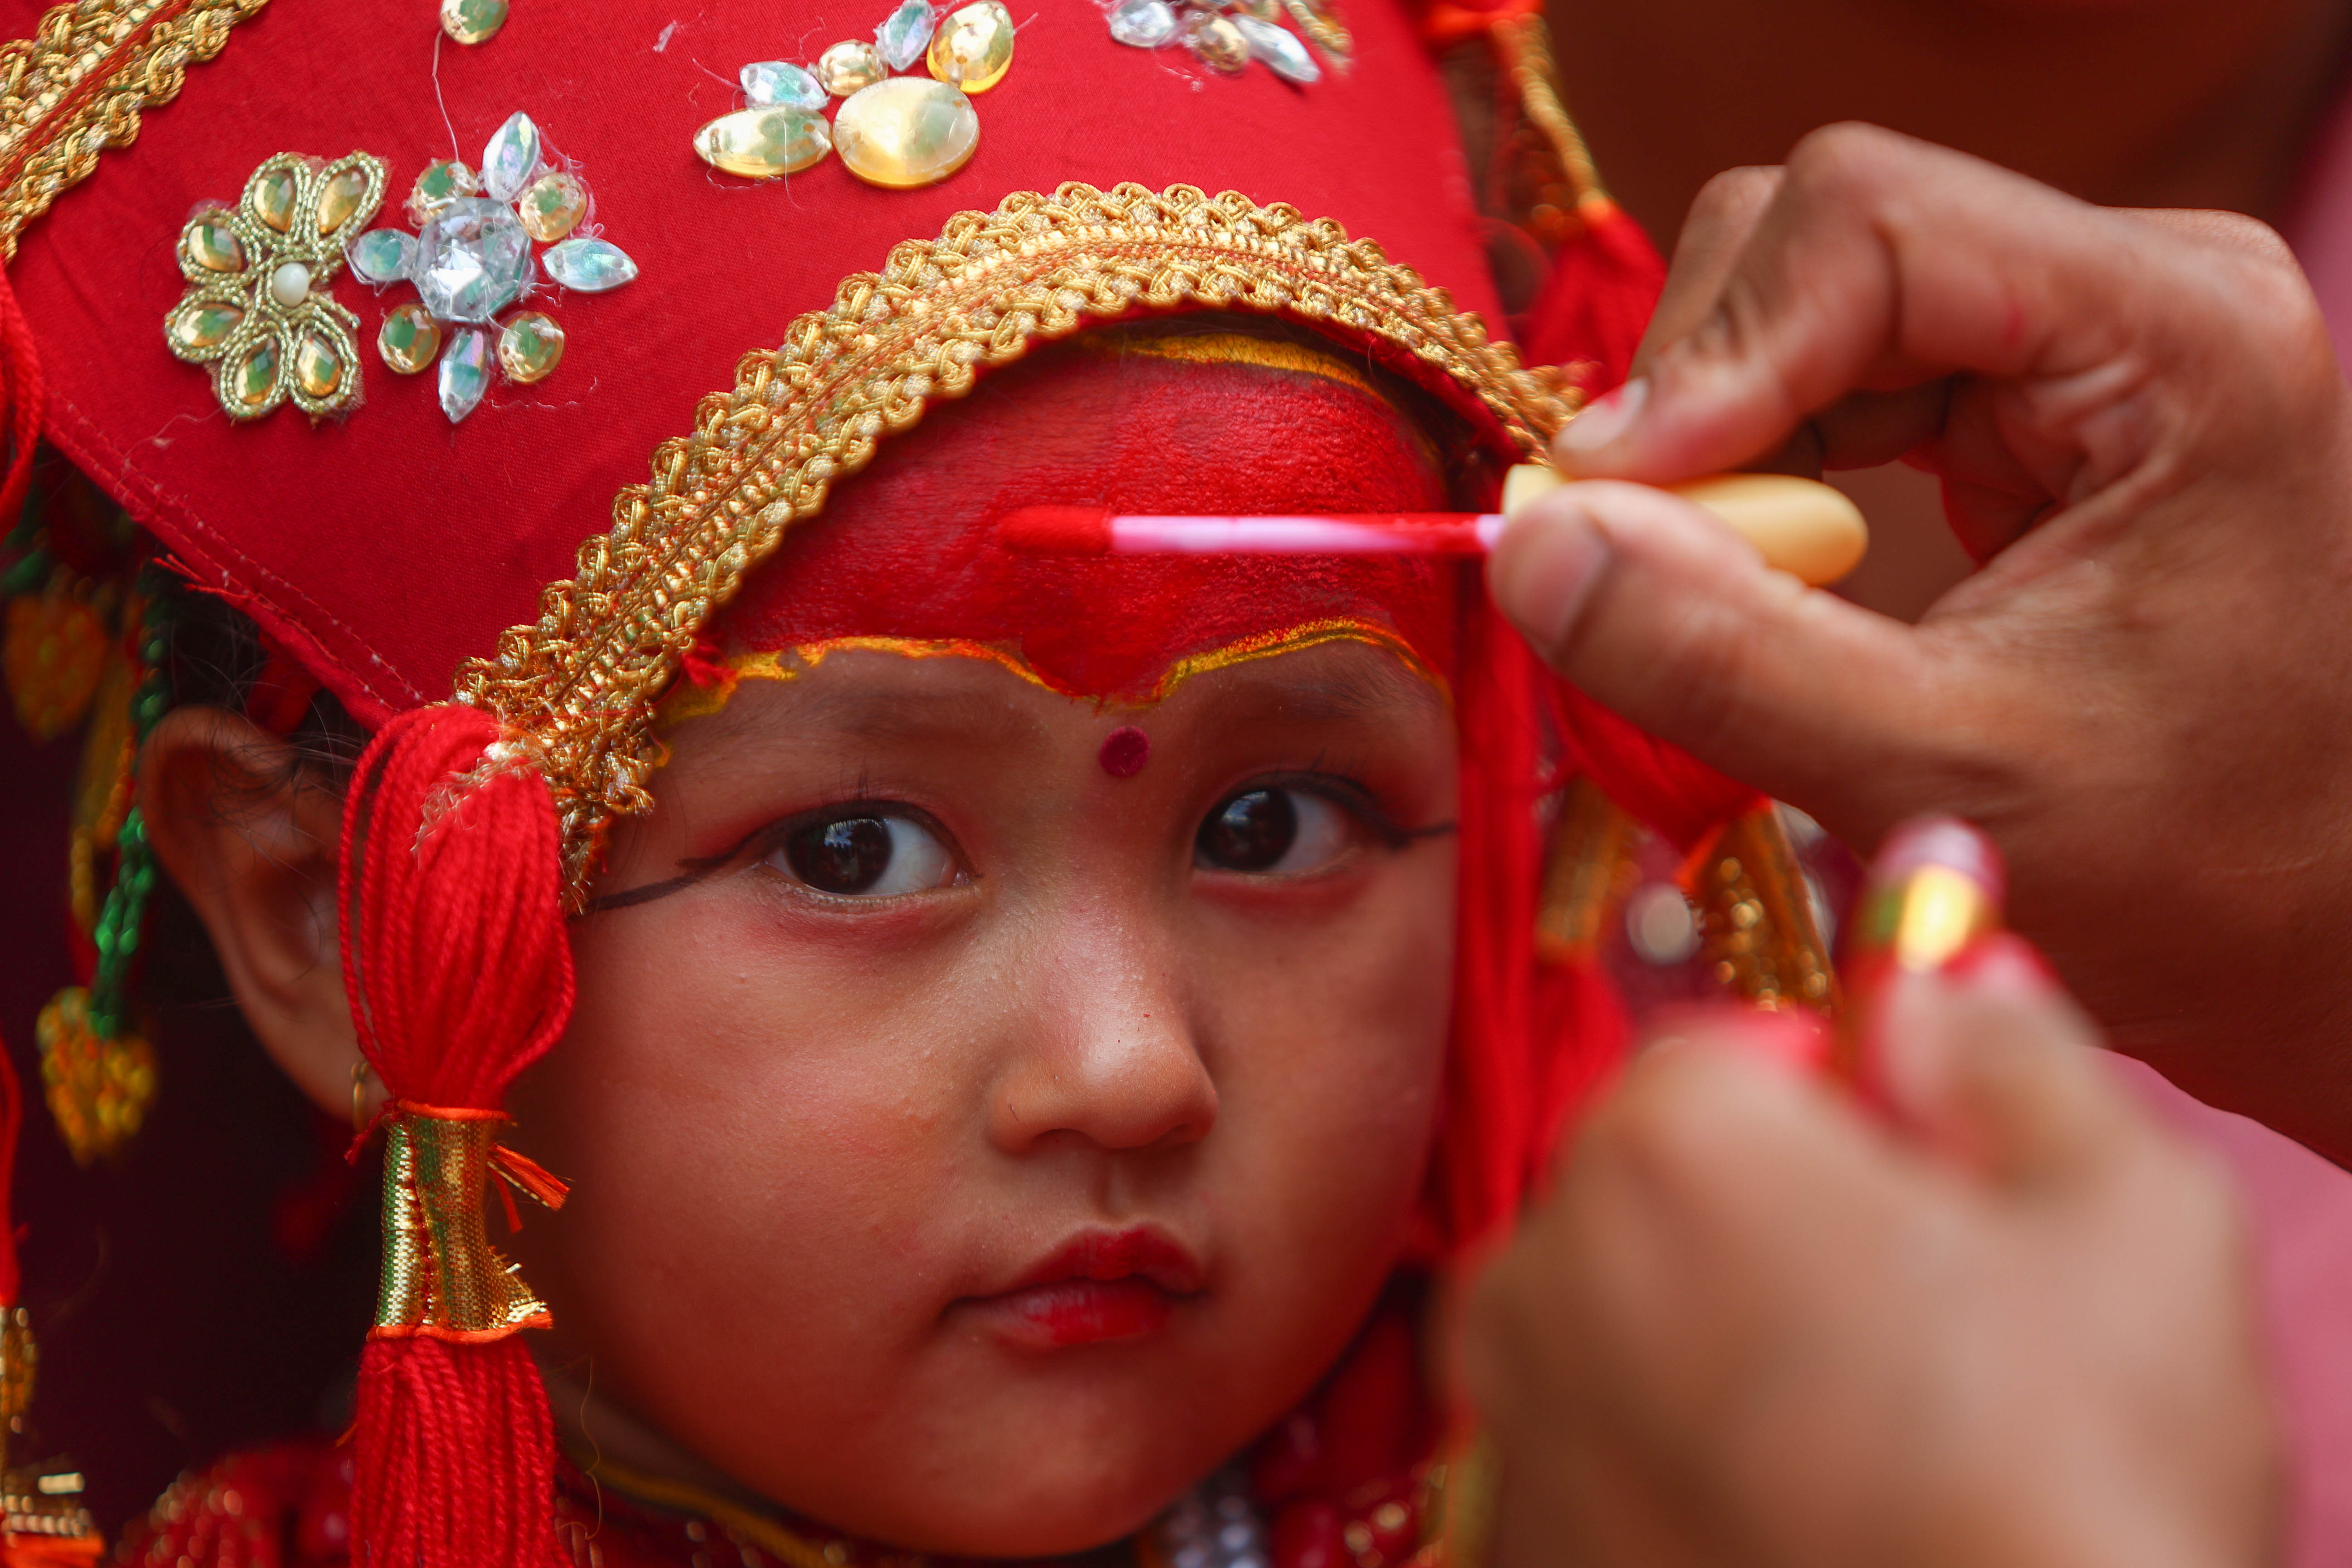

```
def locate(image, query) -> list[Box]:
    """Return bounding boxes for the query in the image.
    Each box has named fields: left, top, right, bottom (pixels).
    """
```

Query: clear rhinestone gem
left=740, top=60, right=828, bottom=109
left=348, top=228, right=416, bottom=284
left=693, top=107, right=832, bottom=178
left=875, top=0, right=936, bottom=69
left=541, top=237, right=638, bottom=292
left=833, top=77, right=978, bottom=189
left=516, top=171, right=588, bottom=241
left=926, top=0, right=1014, bottom=91
left=413, top=196, right=534, bottom=322
left=480, top=111, right=543, bottom=202
left=497, top=311, right=565, bottom=383
left=1107, top=0, right=1178, bottom=47
left=377, top=304, right=443, bottom=374
left=440, top=0, right=508, bottom=42
left=815, top=39, right=887, bottom=94
left=1232, top=15, right=1317, bottom=81
left=439, top=328, right=492, bottom=421
left=406, top=160, right=480, bottom=225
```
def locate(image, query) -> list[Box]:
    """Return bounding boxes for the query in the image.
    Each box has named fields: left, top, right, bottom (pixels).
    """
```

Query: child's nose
left=984, top=910, right=1217, bottom=1156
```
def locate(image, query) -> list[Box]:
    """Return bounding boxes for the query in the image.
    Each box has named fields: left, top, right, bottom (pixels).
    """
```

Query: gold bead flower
left=164, top=151, right=388, bottom=421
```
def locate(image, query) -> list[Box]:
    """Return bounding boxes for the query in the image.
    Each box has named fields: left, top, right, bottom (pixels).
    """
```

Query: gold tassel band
left=1685, top=806, right=1840, bottom=1014
left=371, top=1103, right=564, bottom=1342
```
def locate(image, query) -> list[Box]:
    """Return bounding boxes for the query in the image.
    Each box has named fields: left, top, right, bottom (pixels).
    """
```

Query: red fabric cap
left=9, top=0, right=1502, bottom=725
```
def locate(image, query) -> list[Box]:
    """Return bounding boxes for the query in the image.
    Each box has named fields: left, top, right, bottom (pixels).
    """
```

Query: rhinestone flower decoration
left=1105, top=0, right=1348, bottom=82
left=344, top=112, right=638, bottom=423
left=164, top=152, right=388, bottom=421
left=694, top=0, right=1013, bottom=190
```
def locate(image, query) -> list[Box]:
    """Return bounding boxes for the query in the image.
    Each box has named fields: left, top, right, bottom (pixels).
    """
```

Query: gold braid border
left=0, top=0, right=269, bottom=265
left=452, top=181, right=1582, bottom=902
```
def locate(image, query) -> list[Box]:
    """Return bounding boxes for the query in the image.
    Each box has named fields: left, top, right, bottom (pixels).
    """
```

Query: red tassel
left=0, top=1019, right=20, bottom=1309
left=338, top=703, right=574, bottom=1568
left=352, top=1337, right=559, bottom=1568
left=1519, top=196, right=1666, bottom=391
left=0, top=268, right=45, bottom=531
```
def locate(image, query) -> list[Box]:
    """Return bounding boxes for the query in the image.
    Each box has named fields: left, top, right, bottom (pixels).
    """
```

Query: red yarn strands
left=0, top=1024, right=20, bottom=1311
left=338, top=703, right=575, bottom=1568
left=0, top=270, right=45, bottom=533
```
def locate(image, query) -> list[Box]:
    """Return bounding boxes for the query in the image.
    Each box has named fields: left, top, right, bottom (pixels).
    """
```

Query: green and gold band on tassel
left=1685, top=805, right=1839, bottom=1014
left=372, top=1103, right=568, bottom=1342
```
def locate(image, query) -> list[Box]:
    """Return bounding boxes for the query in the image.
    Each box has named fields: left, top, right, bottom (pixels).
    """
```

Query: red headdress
left=0, top=1, right=1820, bottom=1564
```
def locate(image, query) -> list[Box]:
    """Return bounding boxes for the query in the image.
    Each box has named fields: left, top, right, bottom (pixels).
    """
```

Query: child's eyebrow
left=1197, top=654, right=1447, bottom=729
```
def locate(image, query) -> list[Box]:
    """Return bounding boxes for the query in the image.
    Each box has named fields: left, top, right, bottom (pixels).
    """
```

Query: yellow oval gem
left=1183, top=10, right=1248, bottom=70
left=233, top=339, right=279, bottom=407
left=815, top=39, right=887, bottom=95
left=377, top=304, right=443, bottom=375
left=294, top=333, right=343, bottom=399
left=252, top=167, right=297, bottom=232
left=691, top=108, right=833, bottom=179
left=834, top=78, right=980, bottom=189
left=169, top=301, right=242, bottom=351
left=516, top=170, right=589, bottom=241
left=496, top=311, right=565, bottom=384
left=926, top=0, right=1014, bottom=91
left=439, top=0, right=508, bottom=43
left=317, top=167, right=370, bottom=234
left=185, top=216, right=243, bottom=273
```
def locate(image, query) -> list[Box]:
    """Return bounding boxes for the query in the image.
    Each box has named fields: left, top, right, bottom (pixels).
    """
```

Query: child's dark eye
left=1194, top=787, right=1351, bottom=875
left=766, top=813, right=957, bottom=897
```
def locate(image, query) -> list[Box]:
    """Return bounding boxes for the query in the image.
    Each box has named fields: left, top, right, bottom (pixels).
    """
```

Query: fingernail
left=1555, top=377, right=1648, bottom=465
left=1871, top=815, right=2006, bottom=909
left=1491, top=500, right=1610, bottom=652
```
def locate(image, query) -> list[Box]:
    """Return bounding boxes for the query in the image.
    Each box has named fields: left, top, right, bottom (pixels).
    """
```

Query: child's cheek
left=524, top=888, right=987, bottom=1394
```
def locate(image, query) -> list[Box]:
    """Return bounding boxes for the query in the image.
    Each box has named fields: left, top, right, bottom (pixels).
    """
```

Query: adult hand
left=1488, top=124, right=2352, bottom=1163
left=1462, top=945, right=2278, bottom=1568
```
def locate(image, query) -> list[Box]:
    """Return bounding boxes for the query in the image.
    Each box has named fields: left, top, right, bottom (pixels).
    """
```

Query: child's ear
left=138, top=706, right=372, bottom=1122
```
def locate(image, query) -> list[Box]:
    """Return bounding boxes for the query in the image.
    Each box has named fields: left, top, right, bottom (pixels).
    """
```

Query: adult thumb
left=1490, top=478, right=1944, bottom=812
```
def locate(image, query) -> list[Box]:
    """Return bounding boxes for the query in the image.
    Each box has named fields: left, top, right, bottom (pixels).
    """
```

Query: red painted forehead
left=701, top=327, right=1467, bottom=701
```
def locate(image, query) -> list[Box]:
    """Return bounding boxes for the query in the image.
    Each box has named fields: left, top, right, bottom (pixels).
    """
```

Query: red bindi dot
left=1098, top=725, right=1150, bottom=778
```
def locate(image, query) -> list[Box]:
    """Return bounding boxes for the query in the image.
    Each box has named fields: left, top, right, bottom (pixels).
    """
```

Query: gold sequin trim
left=0, top=0, right=271, bottom=265
left=372, top=1106, right=552, bottom=1341
left=452, top=181, right=1580, bottom=902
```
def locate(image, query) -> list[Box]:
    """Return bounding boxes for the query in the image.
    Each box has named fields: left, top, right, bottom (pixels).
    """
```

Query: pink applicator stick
left=1000, top=505, right=1503, bottom=557
left=993, top=473, right=1874, bottom=586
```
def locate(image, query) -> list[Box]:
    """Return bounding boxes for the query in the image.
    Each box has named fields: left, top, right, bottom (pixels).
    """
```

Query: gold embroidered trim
left=372, top=1105, right=553, bottom=1342
left=659, top=619, right=1449, bottom=727
left=451, top=180, right=1579, bottom=901
left=0, top=0, right=270, bottom=265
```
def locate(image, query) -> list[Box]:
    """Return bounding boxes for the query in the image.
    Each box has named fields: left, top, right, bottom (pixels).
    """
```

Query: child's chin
left=766, top=1430, right=1215, bottom=1558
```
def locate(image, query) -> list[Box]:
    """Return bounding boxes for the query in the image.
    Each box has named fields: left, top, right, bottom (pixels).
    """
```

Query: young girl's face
left=514, top=642, right=1457, bottom=1553
left=504, top=338, right=1469, bottom=1554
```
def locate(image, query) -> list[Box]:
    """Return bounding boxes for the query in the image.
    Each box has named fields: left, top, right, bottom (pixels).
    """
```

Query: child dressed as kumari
left=0, top=2, right=1818, bottom=1567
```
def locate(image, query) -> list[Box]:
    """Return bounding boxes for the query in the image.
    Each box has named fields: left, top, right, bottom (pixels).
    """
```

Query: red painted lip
left=963, top=1227, right=1205, bottom=1349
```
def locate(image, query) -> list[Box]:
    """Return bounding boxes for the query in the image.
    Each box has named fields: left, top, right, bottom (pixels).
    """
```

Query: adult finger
left=1632, top=166, right=1783, bottom=375
left=1488, top=478, right=1968, bottom=813
left=1871, top=936, right=2145, bottom=1190
left=1549, top=123, right=2309, bottom=486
